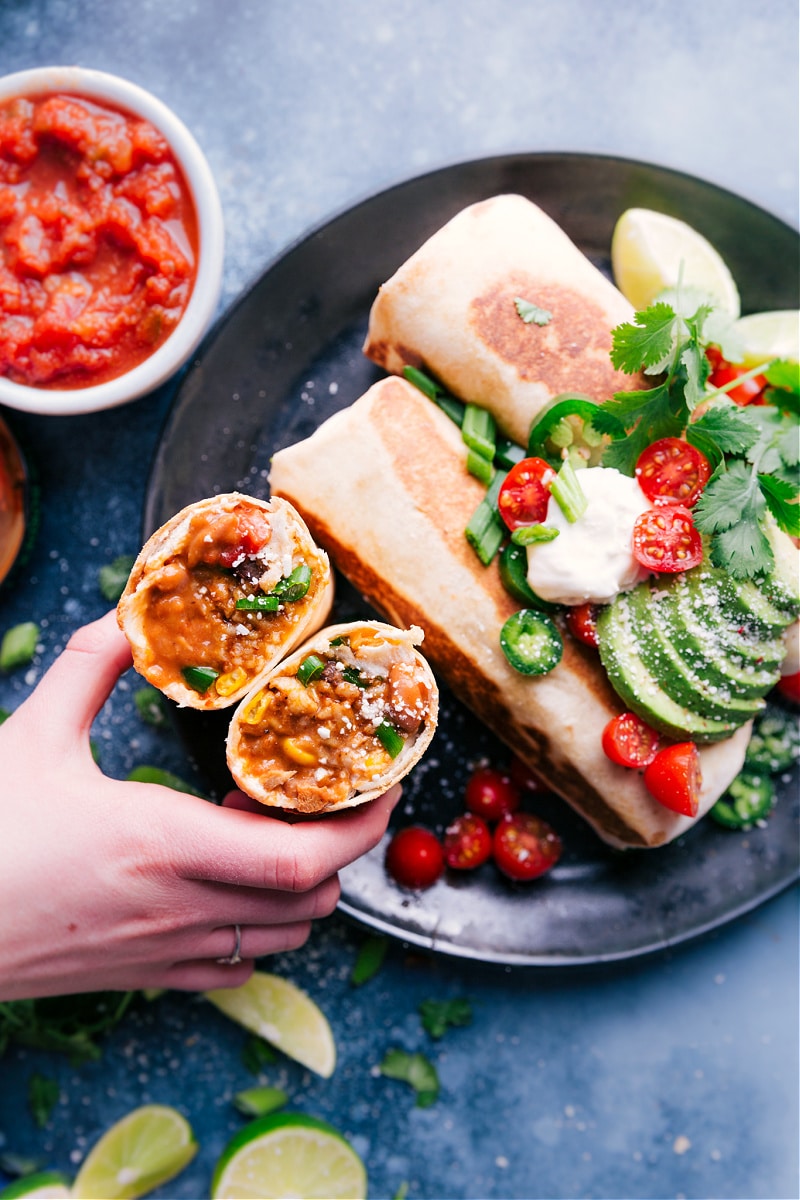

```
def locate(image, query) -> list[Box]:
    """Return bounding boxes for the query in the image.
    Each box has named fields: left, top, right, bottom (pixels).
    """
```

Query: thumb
left=22, top=610, right=133, bottom=748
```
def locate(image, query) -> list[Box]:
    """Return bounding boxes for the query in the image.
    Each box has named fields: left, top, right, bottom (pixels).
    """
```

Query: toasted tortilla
left=269, top=378, right=750, bottom=848
left=226, top=620, right=438, bottom=812
left=118, top=493, right=334, bottom=710
left=364, top=193, right=640, bottom=447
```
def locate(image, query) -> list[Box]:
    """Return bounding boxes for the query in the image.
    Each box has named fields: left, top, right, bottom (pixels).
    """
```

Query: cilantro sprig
left=596, top=298, right=799, bottom=580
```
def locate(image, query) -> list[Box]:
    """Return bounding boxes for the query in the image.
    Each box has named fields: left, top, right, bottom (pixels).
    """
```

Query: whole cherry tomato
left=565, top=602, right=600, bottom=647
left=465, top=766, right=521, bottom=822
left=643, top=742, right=701, bottom=817
left=492, top=812, right=562, bottom=881
left=385, top=826, right=445, bottom=889
left=635, top=437, right=711, bottom=508
left=776, top=671, right=800, bottom=704
left=707, top=346, right=767, bottom=406
left=497, top=457, right=555, bottom=531
left=632, top=505, right=703, bottom=573
left=602, top=712, right=661, bottom=769
left=443, top=813, right=493, bottom=870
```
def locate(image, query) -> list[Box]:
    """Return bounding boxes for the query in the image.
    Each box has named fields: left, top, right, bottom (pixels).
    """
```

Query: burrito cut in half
left=269, top=378, right=751, bottom=848
left=226, top=621, right=438, bottom=813
left=118, top=493, right=334, bottom=710
left=364, top=193, right=640, bottom=447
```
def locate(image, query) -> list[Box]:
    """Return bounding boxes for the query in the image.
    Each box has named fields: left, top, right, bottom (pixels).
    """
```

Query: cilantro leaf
left=759, top=473, right=800, bottom=537
left=687, top=402, right=761, bottom=457
left=419, top=998, right=473, bottom=1039
left=610, top=303, right=677, bottom=373
left=98, top=555, right=135, bottom=603
left=379, top=1049, right=440, bottom=1108
left=693, top=460, right=762, bottom=534
left=599, top=382, right=684, bottom=476
left=515, top=297, right=552, bottom=326
left=710, top=520, right=774, bottom=578
left=351, top=935, right=388, bottom=986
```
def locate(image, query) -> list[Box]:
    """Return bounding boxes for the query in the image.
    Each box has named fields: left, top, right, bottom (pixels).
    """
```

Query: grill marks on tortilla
left=470, top=274, right=627, bottom=399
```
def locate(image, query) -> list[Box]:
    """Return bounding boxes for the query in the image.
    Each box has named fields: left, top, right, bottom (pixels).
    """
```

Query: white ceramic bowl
left=0, top=66, right=224, bottom=416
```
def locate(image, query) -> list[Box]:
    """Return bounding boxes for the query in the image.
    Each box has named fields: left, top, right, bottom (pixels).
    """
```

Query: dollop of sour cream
left=526, top=467, right=651, bottom=605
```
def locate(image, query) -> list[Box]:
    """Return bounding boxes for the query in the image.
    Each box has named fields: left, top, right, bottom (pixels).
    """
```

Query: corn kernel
left=215, top=667, right=248, bottom=696
left=241, top=690, right=270, bottom=725
left=362, top=750, right=392, bottom=776
left=347, top=628, right=383, bottom=652
left=281, top=736, right=317, bottom=766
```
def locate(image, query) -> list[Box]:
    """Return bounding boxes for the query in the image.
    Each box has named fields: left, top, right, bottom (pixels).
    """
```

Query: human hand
left=0, top=611, right=401, bottom=1000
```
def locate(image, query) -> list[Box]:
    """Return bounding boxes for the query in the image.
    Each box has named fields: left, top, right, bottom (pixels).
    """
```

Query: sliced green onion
left=329, top=635, right=350, bottom=646
left=297, top=654, right=326, bottom=686
left=402, top=364, right=442, bottom=401
left=270, top=564, right=312, bottom=601
left=235, top=594, right=280, bottom=612
left=462, top=403, right=496, bottom=462
left=437, top=394, right=466, bottom=426
left=511, top=525, right=560, bottom=546
left=342, top=666, right=371, bottom=688
left=465, top=467, right=508, bottom=566
left=495, top=437, right=525, bottom=469
left=181, top=665, right=219, bottom=693
left=499, top=610, right=563, bottom=676
left=376, top=721, right=405, bottom=758
left=467, top=449, right=495, bottom=486
left=0, top=622, right=39, bottom=672
left=549, top=459, right=587, bottom=523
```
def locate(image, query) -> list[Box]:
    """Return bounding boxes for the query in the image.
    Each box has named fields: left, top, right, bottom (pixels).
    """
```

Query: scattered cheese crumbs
left=673, top=1135, right=691, bottom=1155
left=495, top=1157, right=509, bottom=1169
left=317, top=726, right=331, bottom=739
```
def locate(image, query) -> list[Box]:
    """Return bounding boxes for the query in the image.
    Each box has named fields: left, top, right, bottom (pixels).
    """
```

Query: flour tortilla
left=118, top=493, right=334, bottom=710
left=226, top=620, right=439, bottom=812
left=364, top=193, right=640, bottom=447
left=269, top=378, right=750, bottom=848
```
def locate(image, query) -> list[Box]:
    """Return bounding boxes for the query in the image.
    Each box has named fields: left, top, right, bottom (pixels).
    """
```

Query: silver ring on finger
left=216, top=923, right=243, bottom=965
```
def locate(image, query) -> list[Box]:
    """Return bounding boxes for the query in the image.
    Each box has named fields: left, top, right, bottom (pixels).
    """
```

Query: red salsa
left=0, top=92, right=199, bottom=389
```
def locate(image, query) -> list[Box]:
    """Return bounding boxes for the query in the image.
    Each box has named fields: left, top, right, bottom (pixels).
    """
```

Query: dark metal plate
left=145, top=153, right=799, bottom=966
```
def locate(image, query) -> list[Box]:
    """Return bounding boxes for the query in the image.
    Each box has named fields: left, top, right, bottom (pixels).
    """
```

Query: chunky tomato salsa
left=0, top=92, right=198, bottom=388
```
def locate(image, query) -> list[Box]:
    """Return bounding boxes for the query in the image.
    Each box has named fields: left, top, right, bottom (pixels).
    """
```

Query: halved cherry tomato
left=497, top=457, right=555, bottom=531
left=565, top=602, right=600, bottom=647
left=643, top=742, right=701, bottom=817
left=602, top=712, right=660, bottom=769
left=632, top=505, right=703, bottom=573
left=635, top=437, right=711, bottom=508
left=218, top=512, right=271, bottom=567
left=465, top=766, right=521, bottom=822
left=385, top=826, right=444, bottom=890
left=443, top=813, right=493, bottom=870
left=707, top=347, right=767, bottom=406
left=492, top=812, right=562, bottom=881
left=776, top=671, right=800, bottom=704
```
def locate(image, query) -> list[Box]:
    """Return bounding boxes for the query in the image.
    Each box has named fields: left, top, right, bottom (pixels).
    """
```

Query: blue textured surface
left=0, top=3, right=798, bottom=1198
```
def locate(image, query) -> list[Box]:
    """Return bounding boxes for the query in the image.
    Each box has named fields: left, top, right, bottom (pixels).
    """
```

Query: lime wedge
left=211, top=1113, right=367, bottom=1200
left=611, top=207, right=740, bottom=316
left=205, top=971, right=336, bottom=1078
left=70, top=1105, right=197, bottom=1199
left=0, top=1172, right=71, bottom=1199
left=732, top=310, right=800, bottom=367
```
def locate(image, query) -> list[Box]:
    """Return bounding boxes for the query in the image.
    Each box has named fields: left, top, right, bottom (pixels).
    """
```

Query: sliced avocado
left=664, top=570, right=786, bottom=674
left=597, top=593, right=742, bottom=743
left=760, top=519, right=800, bottom=618
left=626, top=583, right=765, bottom=723
left=722, top=577, right=795, bottom=638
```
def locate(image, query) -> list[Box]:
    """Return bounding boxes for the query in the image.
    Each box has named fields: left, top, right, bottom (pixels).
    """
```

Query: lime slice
left=70, top=1104, right=198, bottom=1199
left=732, top=310, right=800, bottom=367
left=0, top=1172, right=71, bottom=1199
left=211, top=1113, right=367, bottom=1200
left=205, top=971, right=336, bottom=1078
left=611, top=207, right=740, bottom=316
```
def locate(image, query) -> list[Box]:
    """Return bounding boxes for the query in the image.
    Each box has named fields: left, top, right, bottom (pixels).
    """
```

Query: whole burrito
left=118, top=492, right=334, bottom=710
left=364, top=193, right=639, bottom=446
left=226, top=620, right=438, bottom=813
left=269, top=377, right=750, bottom=848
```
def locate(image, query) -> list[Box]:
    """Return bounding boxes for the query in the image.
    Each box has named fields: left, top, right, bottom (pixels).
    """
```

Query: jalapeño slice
left=709, top=771, right=776, bottom=828
left=498, top=543, right=559, bottom=611
left=527, top=393, right=606, bottom=469
left=499, top=610, right=563, bottom=676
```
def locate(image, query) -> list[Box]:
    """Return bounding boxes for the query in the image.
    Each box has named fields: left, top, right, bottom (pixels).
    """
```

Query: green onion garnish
left=465, top=467, right=508, bottom=565
left=0, top=622, right=39, bottom=672
left=549, top=459, right=587, bottom=523
left=297, top=654, right=326, bottom=686
left=495, top=437, right=525, bottom=469
left=181, top=665, right=219, bottom=694
left=402, top=364, right=442, bottom=401
left=375, top=721, right=405, bottom=759
left=235, top=594, right=280, bottom=612
left=270, top=564, right=312, bottom=601
left=437, top=393, right=466, bottom=426
left=511, top=525, right=560, bottom=546
left=467, top=448, right=495, bottom=487
left=462, top=403, right=496, bottom=462
left=329, top=635, right=350, bottom=646
left=342, top=666, right=371, bottom=688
